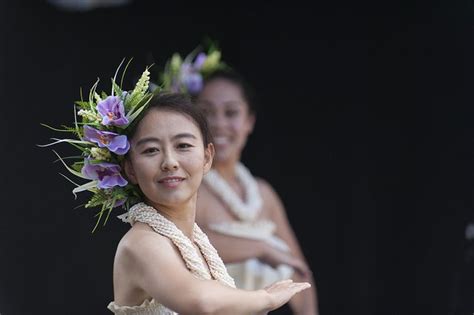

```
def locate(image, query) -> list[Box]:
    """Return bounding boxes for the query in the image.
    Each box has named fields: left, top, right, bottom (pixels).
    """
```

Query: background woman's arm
left=259, top=179, right=320, bottom=315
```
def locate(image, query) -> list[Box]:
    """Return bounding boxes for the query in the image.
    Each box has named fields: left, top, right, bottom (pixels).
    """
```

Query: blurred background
left=1, top=0, right=474, bottom=314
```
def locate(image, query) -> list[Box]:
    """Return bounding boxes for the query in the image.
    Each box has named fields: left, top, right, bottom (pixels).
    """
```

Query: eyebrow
left=135, top=133, right=198, bottom=147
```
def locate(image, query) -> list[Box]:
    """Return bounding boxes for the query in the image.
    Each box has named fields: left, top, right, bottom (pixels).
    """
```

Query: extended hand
left=257, top=279, right=311, bottom=315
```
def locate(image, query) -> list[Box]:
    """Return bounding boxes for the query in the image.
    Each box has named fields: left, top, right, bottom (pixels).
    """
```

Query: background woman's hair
left=203, top=69, right=259, bottom=115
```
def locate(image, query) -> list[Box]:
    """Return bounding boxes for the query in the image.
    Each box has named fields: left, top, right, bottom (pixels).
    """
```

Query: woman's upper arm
left=258, top=178, right=307, bottom=260
left=127, top=233, right=209, bottom=313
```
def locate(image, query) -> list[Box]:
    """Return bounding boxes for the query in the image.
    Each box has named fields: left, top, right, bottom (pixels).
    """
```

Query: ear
left=123, top=158, right=138, bottom=185
left=203, top=143, right=215, bottom=174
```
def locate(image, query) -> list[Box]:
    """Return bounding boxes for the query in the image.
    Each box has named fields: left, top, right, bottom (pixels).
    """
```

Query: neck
left=212, top=160, right=241, bottom=183
left=145, top=196, right=197, bottom=240
left=203, top=160, right=262, bottom=222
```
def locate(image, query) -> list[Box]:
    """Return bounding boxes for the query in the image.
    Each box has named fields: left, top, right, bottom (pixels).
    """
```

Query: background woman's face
left=197, top=79, right=255, bottom=164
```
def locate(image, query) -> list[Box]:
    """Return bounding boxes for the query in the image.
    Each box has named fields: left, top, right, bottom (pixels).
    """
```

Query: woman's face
left=196, top=78, right=255, bottom=164
left=125, top=109, right=213, bottom=209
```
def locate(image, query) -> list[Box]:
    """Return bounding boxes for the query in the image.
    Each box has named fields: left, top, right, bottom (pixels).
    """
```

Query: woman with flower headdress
left=159, top=45, right=320, bottom=314
left=41, top=63, right=310, bottom=314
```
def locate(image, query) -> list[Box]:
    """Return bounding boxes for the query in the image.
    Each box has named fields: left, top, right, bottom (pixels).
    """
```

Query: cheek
left=181, top=153, right=206, bottom=172
left=231, top=117, right=252, bottom=136
left=131, top=158, right=155, bottom=181
left=229, top=117, right=244, bottom=130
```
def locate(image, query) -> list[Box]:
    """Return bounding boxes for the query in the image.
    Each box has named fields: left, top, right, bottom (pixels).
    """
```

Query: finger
left=291, top=282, right=311, bottom=292
left=264, top=278, right=293, bottom=290
left=276, top=279, right=293, bottom=286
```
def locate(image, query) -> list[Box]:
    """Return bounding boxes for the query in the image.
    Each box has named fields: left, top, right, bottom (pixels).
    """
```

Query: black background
left=1, top=0, right=474, bottom=314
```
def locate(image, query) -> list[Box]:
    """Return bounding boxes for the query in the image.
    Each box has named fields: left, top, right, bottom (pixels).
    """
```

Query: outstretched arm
left=259, top=179, right=320, bottom=315
left=122, top=230, right=310, bottom=315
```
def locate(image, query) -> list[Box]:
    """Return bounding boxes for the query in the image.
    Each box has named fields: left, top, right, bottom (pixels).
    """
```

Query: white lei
left=203, top=162, right=262, bottom=222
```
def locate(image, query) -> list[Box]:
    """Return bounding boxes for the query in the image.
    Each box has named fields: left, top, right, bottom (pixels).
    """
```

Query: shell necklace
left=203, top=162, right=262, bottom=222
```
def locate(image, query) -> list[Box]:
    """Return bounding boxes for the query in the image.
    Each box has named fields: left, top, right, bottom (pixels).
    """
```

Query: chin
left=214, top=152, right=234, bottom=164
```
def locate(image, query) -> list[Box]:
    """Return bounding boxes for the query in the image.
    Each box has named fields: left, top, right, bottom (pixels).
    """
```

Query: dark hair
left=202, top=69, right=259, bottom=115
left=127, top=92, right=213, bottom=147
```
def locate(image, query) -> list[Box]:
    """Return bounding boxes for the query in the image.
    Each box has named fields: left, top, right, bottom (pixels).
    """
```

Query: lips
left=158, top=176, right=185, bottom=183
left=213, top=135, right=230, bottom=145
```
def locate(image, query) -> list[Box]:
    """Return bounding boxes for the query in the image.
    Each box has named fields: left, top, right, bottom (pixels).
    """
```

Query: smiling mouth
left=158, top=177, right=185, bottom=188
left=158, top=177, right=184, bottom=183
left=213, top=136, right=230, bottom=145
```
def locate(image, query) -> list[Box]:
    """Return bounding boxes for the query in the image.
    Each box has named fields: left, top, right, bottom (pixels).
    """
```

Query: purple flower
left=83, top=126, right=130, bottom=155
left=97, top=95, right=129, bottom=126
left=193, top=52, right=207, bottom=70
left=113, top=197, right=127, bottom=208
left=178, top=62, right=203, bottom=94
left=82, top=160, right=128, bottom=189
left=182, top=72, right=203, bottom=94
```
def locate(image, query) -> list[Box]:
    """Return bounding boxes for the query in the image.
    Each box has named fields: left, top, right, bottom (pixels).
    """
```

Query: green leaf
left=89, top=78, right=100, bottom=110
left=112, top=80, right=123, bottom=98
left=72, top=180, right=98, bottom=195
left=51, top=150, right=89, bottom=180
left=120, top=57, right=134, bottom=89
left=112, top=57, right=126, bottom=95
left=40, top=123, right=75, bottom=133
left=74, top=101, right=90, bottom=109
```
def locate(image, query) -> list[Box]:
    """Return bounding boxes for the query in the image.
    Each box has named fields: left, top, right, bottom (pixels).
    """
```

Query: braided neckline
left=121, top=202, right=235, bottom=288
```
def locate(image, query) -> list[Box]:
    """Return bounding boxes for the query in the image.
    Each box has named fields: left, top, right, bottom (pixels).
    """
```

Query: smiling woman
left=41, top=64, right=310, bottom=314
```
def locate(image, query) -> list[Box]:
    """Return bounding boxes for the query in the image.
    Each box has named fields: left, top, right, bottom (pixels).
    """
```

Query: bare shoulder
left=113, top=223, right=191, bottom=304
left=255, top=176, right=280, bottom=202
left=115, top=222, right=176, bottom=266
left=254, top=176, right=286, bottom=218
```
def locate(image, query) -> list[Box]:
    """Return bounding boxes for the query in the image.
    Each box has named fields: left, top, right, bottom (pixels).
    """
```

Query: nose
left=161, top=150, right=179, bottom=172
left=207, top=112, right=227, bottom=131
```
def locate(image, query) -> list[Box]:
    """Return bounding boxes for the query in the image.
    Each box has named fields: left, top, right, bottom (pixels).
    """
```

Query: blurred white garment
left=210, top=220, right=294, bottom=290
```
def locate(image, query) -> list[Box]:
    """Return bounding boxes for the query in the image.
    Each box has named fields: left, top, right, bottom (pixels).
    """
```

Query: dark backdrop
left=1, top=1, right=473, bottom=314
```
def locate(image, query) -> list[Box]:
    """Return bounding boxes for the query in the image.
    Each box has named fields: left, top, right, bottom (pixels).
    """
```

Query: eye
left=225, top=109, right=239, bottom=118
left=142, top=147, right=159, bottom=154
left=177, top=143, right=194, bottom=149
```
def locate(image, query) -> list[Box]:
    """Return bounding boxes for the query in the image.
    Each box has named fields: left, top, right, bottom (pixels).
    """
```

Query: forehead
left=132, top=109, right=202, bottom=141
left=198, top=79, right=247, bottom=107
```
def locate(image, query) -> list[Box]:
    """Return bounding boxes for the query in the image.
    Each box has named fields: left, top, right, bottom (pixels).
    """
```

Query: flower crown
left=40, top=60, right=157, bottom=231
left=157, top=42, right=227, bottom=95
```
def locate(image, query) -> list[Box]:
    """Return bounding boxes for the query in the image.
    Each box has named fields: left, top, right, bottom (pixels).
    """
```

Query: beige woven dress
left=107, top=202, right=235, bottom=315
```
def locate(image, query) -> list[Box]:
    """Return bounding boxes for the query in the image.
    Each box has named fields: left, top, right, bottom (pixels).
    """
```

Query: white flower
left=90, top=147, right=112, bottom=161
left=78, top=109, right=101, bottom=123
